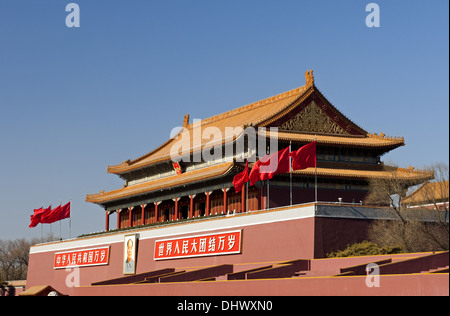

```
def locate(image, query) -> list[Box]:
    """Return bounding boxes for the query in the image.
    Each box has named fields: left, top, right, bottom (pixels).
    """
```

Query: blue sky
left=0, top=0, right=448, bottom=240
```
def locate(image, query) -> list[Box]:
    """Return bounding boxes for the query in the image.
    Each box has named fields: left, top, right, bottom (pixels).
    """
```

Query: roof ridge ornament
left=305, top=69, right=314, bottom=86
left=183, top=114, right=190, bottom=128
left=122, top=159, right=131, bottom=165
left=367, top=132, right=405, bottom=142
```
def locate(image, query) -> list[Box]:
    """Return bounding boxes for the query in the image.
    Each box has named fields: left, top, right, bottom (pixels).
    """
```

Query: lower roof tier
left=86, top=161, right=432, bottom=207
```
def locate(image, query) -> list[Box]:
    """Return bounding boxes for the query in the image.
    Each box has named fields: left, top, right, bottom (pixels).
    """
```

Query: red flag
left=29, top=205, right=51, bottom=228
left=41, top=205, right=61, bottom=224
left=42, top=202, right=71, bottom=224
left=233, top=160, right=249, bottom=193
left=59, top=202, right=71, bottom=221
left=259, top=147, right=291, bottom=179
left=249, top=147, right=291, bottom=185
left=289, top=141, right=316, bottom=170
left=29, top=212, right=41, bottom=228
left=249, top=156, right=265, bottom=186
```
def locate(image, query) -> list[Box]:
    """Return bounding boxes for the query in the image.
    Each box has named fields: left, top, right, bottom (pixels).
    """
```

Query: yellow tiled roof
left=107, top=84, right=313, bottom=175
left=87, top=162, right=235, bottom=204
left=274, top=131, right=404, bottom=148
left=292, top=166, right=432, bottom=181
left=107, top=71, right=404, bottom=175
left=402, top=181, right=449, bottom=205
left=87, top=162, right=432, bottom=205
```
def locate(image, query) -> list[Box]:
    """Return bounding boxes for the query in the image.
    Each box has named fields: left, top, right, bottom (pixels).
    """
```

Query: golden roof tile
left=402, top=181, right=449, bottom=205
left=292, top=166, right=432, bottom=181
left=106, top=70, right=404, bottom=175
left=87, top=162, right=235, bottom=204
left=274, top=131, right=404, bottom=147
left=108, top=84, right=311, bottom=174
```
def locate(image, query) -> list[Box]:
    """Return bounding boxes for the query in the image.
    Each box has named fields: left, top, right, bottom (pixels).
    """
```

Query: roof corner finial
left=305, top=69, right=314, bottom=86
left=183, top=114, right=190, bottom=128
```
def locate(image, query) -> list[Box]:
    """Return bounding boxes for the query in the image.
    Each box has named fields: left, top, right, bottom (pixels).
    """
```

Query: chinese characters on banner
left=54, top=246, right=110, bottom=269
left=154, top=230, right=242, bottom=261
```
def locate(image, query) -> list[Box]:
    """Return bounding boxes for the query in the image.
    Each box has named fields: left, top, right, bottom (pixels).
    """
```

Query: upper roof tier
left=107, top=70, right=405, bottom=175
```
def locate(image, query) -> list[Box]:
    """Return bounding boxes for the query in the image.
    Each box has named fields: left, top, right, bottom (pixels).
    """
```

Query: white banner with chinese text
left=154, top=230, right=242, bottom=261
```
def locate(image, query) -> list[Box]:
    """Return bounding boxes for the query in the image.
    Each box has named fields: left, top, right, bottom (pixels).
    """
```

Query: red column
left=222, top=188, right=229, bottom=214
left=155, top=202, right=160, bottom=223
left=189, top=195, right=194, bottom=219
left=258, top=186, right=263, bottom=211
left=128, top=207, right=133, bottom=228
left=105, top=211, right=110, bottom=231
left=241, top=186, right=246, bottom=213
left=205, top=191, right=211, bottom=216
left=141, top=204, right=146, bottom=225
left=173, top=198, right=179, bottom=220
left=117, top=209, right=121, bottom=229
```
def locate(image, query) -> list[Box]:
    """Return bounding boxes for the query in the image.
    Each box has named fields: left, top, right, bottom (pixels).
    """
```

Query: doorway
left=199, top=202, right=206, bottom=217
left=163, top=208, right=170, bottom=222
left=180, top=205, right=189, bottom=219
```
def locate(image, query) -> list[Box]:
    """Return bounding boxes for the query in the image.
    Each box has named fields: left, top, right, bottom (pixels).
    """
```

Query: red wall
left=27, top=216, right=316, bottom=295
left=314, top=217, right=372, bottom=258
left=26, top=211, right=449, bottom=296
left=71, top=273, right=449, bottom=296
left=268, top=186, right=368, bottom=208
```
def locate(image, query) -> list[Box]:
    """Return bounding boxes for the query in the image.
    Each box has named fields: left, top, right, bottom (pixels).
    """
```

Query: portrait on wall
left=123, top=234, right=138, bottom=275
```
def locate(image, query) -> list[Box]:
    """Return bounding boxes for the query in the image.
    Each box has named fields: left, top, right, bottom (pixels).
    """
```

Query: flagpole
left=69, top=197, right=72, bottom=239
left=41, top=203, right=44, bottom=241
left=246, top=181, right=248, bottom=213
left=315, top=165, right=318, bottom=202
left=314, top=135, right=318, bottom=203
left=267, top=144, right=269, bottom=210
left=289, top=141, right=292, bottom=206
left=246, top=148, right=249, bottom=213
left=59, top=200, right=62, bottom=241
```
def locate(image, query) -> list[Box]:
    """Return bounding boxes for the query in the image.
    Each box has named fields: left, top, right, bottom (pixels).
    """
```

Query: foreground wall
left=28, top=205, right=318, bottom=294
left=72, top=273, right=449, bottom=296
left=26, top=204, right=406, bottom=295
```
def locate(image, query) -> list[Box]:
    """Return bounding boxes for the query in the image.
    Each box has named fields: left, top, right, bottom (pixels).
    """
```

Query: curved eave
left=402, top=181, right=449, bottom=205
left=107, top=133, right=241, bottom=176
left=106, top=131, right=182, bottom=175
left=87, top=162, right=235, bottom=205
left=274, top=131, right=405, bottom=150
left=291, top=166, right=432, bottom=182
